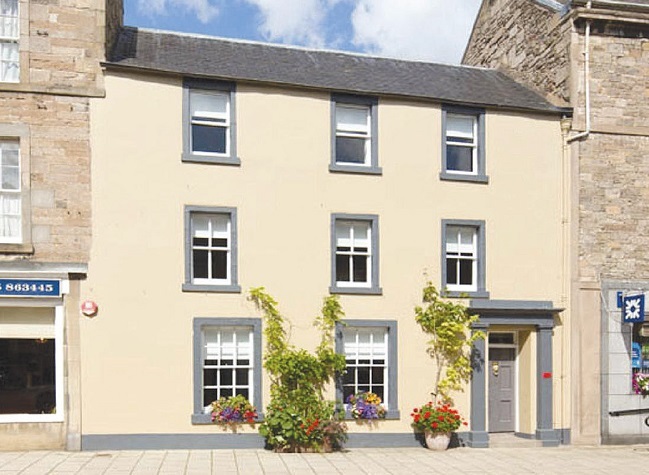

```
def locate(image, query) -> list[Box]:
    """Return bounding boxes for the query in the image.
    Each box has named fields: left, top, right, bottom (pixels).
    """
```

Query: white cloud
left=242, top=0, right=336, bottom=47
left=350, top=0, right=481, bottom=64
left=137, top=0, right=220, bottom=24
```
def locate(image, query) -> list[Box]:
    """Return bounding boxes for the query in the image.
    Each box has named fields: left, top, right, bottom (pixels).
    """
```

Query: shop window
left=0, top=307, right=61, bottom=421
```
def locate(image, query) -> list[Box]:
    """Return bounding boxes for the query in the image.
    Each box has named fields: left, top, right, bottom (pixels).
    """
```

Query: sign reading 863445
left=0, top=279, right=61, bottom=297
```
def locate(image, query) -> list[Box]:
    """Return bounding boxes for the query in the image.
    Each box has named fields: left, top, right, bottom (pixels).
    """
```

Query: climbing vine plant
left=414, top=282, right=485, bottom=404
left=249, top=287, right=347, bottom=452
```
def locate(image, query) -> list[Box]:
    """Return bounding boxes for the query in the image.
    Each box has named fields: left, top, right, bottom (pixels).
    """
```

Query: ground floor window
left=335, top=319, right=399, bottom=419
left=0, top=307, right=59, bottom=418
left=192, top=318, right=262, bottom=423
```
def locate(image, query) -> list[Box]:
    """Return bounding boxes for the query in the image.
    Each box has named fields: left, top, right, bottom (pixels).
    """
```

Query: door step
left=488, top=433, right=543, bottom=448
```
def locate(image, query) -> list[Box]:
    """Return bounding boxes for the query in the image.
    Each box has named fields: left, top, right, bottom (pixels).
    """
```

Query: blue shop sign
left=623, top=294, right=645, bottom=323
left=0, top=279, right=61, bottom=297
left=632, top=342, right=642, bottom=369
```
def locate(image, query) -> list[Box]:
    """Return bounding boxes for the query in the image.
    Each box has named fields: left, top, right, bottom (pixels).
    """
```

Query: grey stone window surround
left=182, top=78, right=240, bottom=166
left=330, top=93, right=381, bottom=175
left=191, top=317, right=263, bottom=424
left=440, top=105, right=488, bottom=184
left=330, top=213, right=382, bottom=295
left=335, top=319, right=400, bottom=420
left=0, top=123, right=32, bottom=254
left=441, top=219, right=489, bottom=299
left=182, top=205, right=241, bottom=293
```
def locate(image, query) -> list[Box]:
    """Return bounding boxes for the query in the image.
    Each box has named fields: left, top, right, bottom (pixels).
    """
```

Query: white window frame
left=445, top=113, right=478, bottom=175
left=0, top=303, right=65, bottom=423
left=342, top=326, right=389, bottom=408
left=190, top=213, right=232, bottom=286
left=445, top=225, right=478, bottom=293
left=335, top=103, right=371, bottom=167
left=335, top=220, right=372, bottom=289
left=0, top=139, right=20, bottom=244
left=189, top=89, right=231, bottom=157
left=200, top=326, right=254, bottom=413
left=0, top=0, right=19, bottom=84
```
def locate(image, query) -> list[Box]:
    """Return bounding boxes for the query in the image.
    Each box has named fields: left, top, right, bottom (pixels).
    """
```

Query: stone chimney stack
left=105, top=0, right=124, bottom=60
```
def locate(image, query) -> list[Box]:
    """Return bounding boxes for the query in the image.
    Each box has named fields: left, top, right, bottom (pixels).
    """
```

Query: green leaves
left=415, top=282, right=485, bottom=404
left=249, top=289, right=348, bottom=452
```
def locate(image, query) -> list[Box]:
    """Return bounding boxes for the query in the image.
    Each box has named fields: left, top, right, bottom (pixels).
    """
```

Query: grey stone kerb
left=467, top=300, right=563, bottom=448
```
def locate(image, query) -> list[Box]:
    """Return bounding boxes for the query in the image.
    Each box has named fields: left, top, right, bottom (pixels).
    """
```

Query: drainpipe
left=567, top=1, right=592, bottom=143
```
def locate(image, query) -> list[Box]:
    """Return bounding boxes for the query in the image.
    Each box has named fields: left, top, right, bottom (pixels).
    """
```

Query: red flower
left=424, top=412, right=431, bottom=419
left=413, top=408, right=419, bottom=413
left=432, top=422, right=438, bottom=429
left=438, top=415, right=445, bottom=421
left=414, top=415, right=420, bottom=422
left=463, top=421, right=468, bottom=426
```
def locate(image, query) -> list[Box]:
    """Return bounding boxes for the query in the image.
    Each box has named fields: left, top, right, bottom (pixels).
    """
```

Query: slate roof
left=108, top=27, right=566, bottom=115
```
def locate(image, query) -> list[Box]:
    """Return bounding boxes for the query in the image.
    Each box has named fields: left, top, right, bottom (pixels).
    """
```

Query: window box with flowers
left=210, top=395, right=258, bottom=431
left=346, top=391, right=386, bottom=420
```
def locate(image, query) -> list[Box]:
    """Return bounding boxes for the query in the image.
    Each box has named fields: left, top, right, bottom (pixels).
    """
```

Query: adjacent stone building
left=0, top=0, right=120, bottom=450
left=464, top=0, right=649, bottom=445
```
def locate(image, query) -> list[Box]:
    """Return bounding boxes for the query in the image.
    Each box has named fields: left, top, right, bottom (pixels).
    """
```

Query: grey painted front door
left=488, top=347, right=516, bottom=433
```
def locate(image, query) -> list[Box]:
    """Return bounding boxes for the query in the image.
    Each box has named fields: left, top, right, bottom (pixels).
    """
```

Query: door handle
left=491, top=361, right=499, bottom=377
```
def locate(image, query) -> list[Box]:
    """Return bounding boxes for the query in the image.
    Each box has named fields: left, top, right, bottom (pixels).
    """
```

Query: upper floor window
left=441, top=106, right=487, bottom=183
left=330, top=214, right=381, bottom=295
left=441, top=219, right=488, bottom=298
left=0, top=0, right=18, bottom=83
left=183, top=206, right=241, bottom=293
left=182, top=79, right=239, bottom=166
left=0, top=140, right=20, bottom=243
left=330, top=94, right=380, bottom=175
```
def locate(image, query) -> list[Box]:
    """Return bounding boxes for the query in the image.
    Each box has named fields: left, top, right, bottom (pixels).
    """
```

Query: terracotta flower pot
left=424, top=431, right=451, bottom=451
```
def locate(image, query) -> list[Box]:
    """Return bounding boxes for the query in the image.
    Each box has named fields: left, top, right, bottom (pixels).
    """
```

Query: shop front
left=0, top=264, right=84, bottom=450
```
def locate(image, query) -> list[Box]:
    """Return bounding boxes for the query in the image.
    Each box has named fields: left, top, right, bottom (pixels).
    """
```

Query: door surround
left=465, top=300, right=562, bottom=448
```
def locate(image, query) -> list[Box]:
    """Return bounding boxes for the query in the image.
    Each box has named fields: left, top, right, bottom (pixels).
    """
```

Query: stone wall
left=0, top=93, right=91, bottom=263
left=463, top=0, right=571, bottom=106
left=3, top=0, right=107, bottom=96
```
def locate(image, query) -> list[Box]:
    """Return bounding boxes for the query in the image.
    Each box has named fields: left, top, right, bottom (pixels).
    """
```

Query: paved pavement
left=1, top=445, right=649, bottom=474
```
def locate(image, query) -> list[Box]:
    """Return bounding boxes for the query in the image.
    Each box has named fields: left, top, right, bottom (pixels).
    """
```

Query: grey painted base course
left=81, top=433, right=471, bottom=451
left=81, top=430, right=569, bottom=451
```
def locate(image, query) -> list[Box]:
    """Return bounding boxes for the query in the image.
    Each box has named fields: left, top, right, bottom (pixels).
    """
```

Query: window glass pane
left=372, top=386, right=384, bottom=400
left=489, top=333, right=515, bottom=345
left=353, top=223, right=369, bottom=246
left=212, top=238, right=227, bottom=247
left=220, top=388, right=233, bottom=398
left=335, top=222, right=351, bottom=246
left=459, top=259, right=474, bottom=285
left=2, top=146, right=18, bottom=166
left=193, top=250, right=208, bottom=278
left=203, top=389, right=217, bottom=406
left=447, top=115, right=474, bottom=139
left=235, top=369, right=249, bottom=385
left=0, top=339, right=56, bottom=415
left=203, top=369, right=217, bottom=386
left=357, top=367, right=370, bottom=384
left=193, top=215, right=210, bottom=238
left=336, top=254, right=350, bottom=282
left=447, top=145, right=473, bottom=172
left=192, top=124, right=227, bottom=154
left=210, top=215, right=229, bottom=235
left=193, top=237, right=208, bottom=247
left=336, top=105, right=368, bottom=130
left=371, top=366, right=384, bottom=384
left=446, top=258, right=457, bottom=285
left=0, top=42, right=18, bottom=83
left=352, top=255, right=368, bottom=282
left=211, top=250, right=227, bottom=279
left=219, top=368, right=233, bottom=386
left=460, top=229, right=474, bottom=247
left=336, top=137, right=366, bottom=164
left=191, top=91, right=228, bottom=117
left=237, top=388, right=249, bottom=399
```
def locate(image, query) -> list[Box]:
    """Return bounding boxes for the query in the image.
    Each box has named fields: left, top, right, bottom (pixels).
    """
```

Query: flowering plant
left=210, top=395, right=258, bottom=425
left=346, top=392, right=386, bottom=419
left=410, top=402, right=467, bottom=433
left=633, top=373, right=649, bottom=396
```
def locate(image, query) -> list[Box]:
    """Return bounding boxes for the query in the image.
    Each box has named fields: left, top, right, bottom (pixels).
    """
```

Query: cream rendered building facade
left=80, top=28, right=572, bottom=449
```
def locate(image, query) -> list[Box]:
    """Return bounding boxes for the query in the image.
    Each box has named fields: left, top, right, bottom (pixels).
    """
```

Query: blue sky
left=126, top=0, right=482, bottom=64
